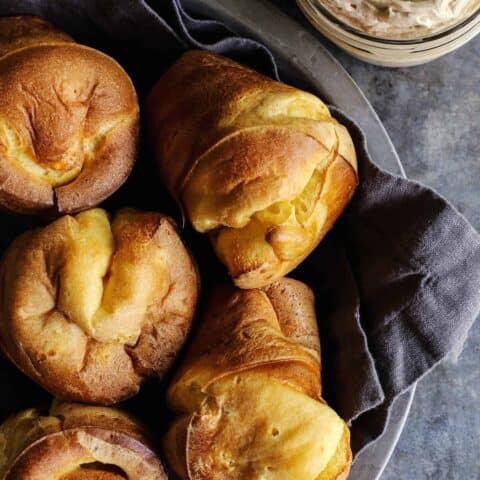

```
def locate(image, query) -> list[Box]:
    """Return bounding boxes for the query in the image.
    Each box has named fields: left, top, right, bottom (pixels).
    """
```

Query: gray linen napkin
left=0, top=0, right=479, bottom=462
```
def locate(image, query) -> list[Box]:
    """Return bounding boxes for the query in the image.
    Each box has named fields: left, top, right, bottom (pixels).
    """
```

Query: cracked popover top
left=0, top=16, right=139, bottom=214
left=0, top=208, right=199, bottom=404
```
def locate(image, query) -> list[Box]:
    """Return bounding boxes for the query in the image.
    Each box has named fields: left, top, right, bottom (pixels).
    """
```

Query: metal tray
left=184, top=1, right=415, bottom=478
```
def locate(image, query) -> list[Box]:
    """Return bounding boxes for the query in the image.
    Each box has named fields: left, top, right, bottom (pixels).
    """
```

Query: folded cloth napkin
left=1, top=0, right=479, bottom=461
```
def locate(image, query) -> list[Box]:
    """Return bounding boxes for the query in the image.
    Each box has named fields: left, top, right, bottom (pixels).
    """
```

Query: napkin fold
left=0, top=0, right=479, bottom=461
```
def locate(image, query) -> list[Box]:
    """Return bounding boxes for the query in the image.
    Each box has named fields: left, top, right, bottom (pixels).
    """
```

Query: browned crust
left=146, top=50, right=358, bottom=288
left=146, top=50, right=279, bottom=197
left=0, top=208, right=199, bottom=404
left=50, top=401, right=153, bottom=444
left=0, top=403, right=167, bottom=479
left=6, top=428, right=163, bottom=479
left=0, top=16, right=139, bottom=214
left=263, top=277, right=321, bottom=356
left=0, top=16, right=74, bottom=57
left=168, top=278, right=322, bottom=404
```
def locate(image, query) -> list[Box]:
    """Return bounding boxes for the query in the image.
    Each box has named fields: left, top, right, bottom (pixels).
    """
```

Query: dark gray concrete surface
left=271, top=2, right=480, bottom=479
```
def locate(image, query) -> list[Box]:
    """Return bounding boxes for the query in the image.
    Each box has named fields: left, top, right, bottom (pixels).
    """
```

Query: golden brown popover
left=0, top=16, right=139, bottom=214
left=0, top=208, right=199, bottom=404
left=146, top=50, right=358, bottom=289
left=0, top=401, right=166, bottom=479
left=164, top=278, right=351, bottom=479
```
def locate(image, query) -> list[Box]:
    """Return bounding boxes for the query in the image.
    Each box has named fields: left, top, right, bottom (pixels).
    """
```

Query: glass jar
left=297, top=0, right=480, bottom=67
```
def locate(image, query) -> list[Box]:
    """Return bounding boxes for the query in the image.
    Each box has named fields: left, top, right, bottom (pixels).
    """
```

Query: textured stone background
left=270, top=2, right=480, bottom=479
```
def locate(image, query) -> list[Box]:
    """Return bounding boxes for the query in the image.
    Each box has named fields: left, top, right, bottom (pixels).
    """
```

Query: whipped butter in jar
left=318, top=0, right=480, bottom=39
left=298, top=0, right=480, bottom=66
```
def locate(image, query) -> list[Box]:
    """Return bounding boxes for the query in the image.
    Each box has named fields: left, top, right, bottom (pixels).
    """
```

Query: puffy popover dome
left=0, top=208, right=199, bottom=404
left=164, top=278, right=351, bottom=480
left=0, top=16, right=139, bottom=214
left=146, top=50, right=358, bottom=289
left=0, top=402, right=167, bottom=479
